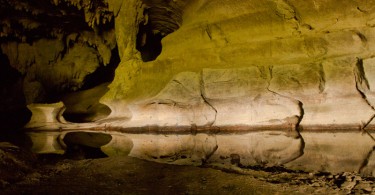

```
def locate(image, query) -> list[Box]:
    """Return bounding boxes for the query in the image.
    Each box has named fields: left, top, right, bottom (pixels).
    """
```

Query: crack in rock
left=318, top=62, right=326, bottom=93
left=265, top=66, right=305, bottom=133
left=353, top=58, right=375, bottom=134
left=357, top=6, right=368, bottom=14
left=353, top=58, right=375, bottom=175
left=200, top=74, right=217, bottom=127
left=264, top=66, right=306, bottom=163
left=202, top=144, right=218, bottom=165
left=200, top=93, right=217, bottom=127
left=273, top=0, right=313, bottom=32
left=359, top=146, right=375, bottom=174
left=354, top=58, right=371, bottom=97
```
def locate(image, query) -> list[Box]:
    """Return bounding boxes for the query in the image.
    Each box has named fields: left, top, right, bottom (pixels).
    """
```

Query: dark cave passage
left=0, top=51, right=31, bottom=130
left=136, top=20, right=163, bottom=62
left=81, top=46, right=120, bottom=90
left=135, top=5, right=184, bottom=62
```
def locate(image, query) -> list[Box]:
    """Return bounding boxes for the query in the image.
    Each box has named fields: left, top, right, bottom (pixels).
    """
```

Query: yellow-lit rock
left=12, top=0, right=375, bottom=174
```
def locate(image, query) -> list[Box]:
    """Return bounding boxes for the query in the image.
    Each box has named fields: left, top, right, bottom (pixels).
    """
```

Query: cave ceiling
left=0, top=0, right=186, bottom=94
left=0, top=0, right=186, bottom=42
left=0, top=0, right=189, bottom=126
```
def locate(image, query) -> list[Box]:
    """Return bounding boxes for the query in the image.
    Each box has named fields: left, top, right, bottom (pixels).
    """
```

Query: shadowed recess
left=63, top=132, right=112, bottom=159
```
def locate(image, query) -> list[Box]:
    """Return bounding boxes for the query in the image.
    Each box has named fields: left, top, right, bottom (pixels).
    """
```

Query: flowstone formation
left=2, top=0, right=375, bottom=175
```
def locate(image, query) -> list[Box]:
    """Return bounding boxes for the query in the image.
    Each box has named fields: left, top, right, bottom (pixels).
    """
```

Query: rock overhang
left=1, top=0, right=375, bottom=176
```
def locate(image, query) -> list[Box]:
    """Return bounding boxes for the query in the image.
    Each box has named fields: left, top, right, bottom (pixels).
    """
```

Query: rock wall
left=0, top=0, right=120, bottom=124
left=95, top=0, right=375, bottom=174
left=2, top=0, right=375, bottom=175
left=102, top=0, right=375, bottom=131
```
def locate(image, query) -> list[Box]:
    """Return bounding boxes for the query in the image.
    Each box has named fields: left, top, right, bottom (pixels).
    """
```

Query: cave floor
left=3, top=154, right=374, bottom=195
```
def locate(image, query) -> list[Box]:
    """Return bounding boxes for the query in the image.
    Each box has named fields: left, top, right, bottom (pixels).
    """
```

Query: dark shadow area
left=0, top=52, right=19, bottom=85
left=62, top=47, right=120, bottom=123
left=0, top=129, right=33, bottom=149
left=0, top=51, right=31, bottom=131
left=62, top=132, right=112, bottom=159
left=0, top=96, right=31, bottom=131
left=61, top=82, right=111, bottom=123
left=64, top=144, right=108, bottom=160
left=136, top=16, right=163, bottom=62
left=81, top=47, right=120, bottom=90
left=62, top=107, right=111, bottom=123
left=0, top=0, right=93, bottom=43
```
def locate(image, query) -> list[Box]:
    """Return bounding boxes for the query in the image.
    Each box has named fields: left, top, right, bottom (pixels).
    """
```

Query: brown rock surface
left=2, top=0, right=375, bottom=176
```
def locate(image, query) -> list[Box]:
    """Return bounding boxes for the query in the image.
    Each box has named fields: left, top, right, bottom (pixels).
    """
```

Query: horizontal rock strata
left=4, top=0, right=375, bottom=175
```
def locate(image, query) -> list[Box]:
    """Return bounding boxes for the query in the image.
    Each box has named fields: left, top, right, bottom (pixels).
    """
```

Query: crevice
left=113, top=0, right=124, bottom=18
left=172, top=79, right=194, bottom=94
left=200, top=73, right=217, bottom=127
left=353, top=58, right=375, bottom=134
left=354, top=58, right=370, bottom=93
left=359, top=146, right=375, bottom=174
left=295, top=101, right=305, bottom=132
left=200, top=93, right=217, bottom=127
left=263, top=65, right=306, bottom=162
left=354, top=31, right=368, bottom=45
left=362, top=114, right=375, bottom=134
left=357, top=6, right=368, bottom=14
left=264, top=66, right=305, bottom=132
left=367, top=132, right=375, bottom=144
left=273, top=0, right=313, bottom=33
left=318, top=62, right=326, bottom=93
left=202, top=144, right=218, bottom=165
left=353, top=58, right=375, bottom=148
left=269, top=94, right=306, bottom=164
left=204, top=24, right=229, bottom=44
left=205, top=24, right=212, bottom=40
left=273, top=0, right=297, bottom=20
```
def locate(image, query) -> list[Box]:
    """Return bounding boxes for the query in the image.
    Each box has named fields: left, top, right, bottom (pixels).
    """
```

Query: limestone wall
left=98, top=0, right=375, bottom=174
left=102, top=0, right=375, bottom=130
left=3, top=0, right=375, bottom=175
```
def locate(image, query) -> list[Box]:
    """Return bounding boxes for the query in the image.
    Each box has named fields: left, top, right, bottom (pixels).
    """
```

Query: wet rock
left=286, top=132, right=375, bottom=173
left=5, top=0, right=375, bottom=177
left=127, top=133, right=217, bottom=165
left=208, top=131, right=303, bottom=167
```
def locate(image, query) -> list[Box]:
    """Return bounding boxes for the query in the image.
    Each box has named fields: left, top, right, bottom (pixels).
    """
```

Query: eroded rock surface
left=2, top=0, right=375, bottom=175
